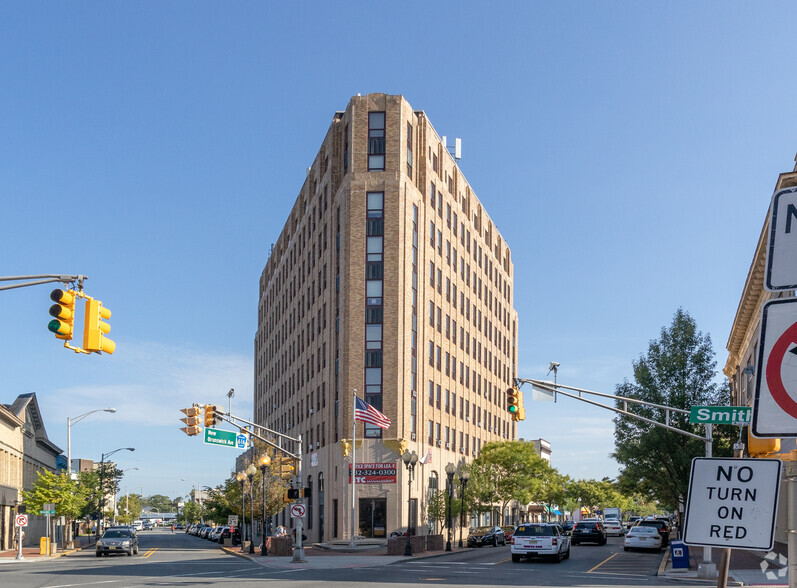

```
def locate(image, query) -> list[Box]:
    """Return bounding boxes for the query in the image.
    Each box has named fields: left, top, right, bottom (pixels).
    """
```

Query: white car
left=511, top=523, right=570, bottom=563
left=603, top=518, right=624, bottom=536
left=132, top=520, right=144, bottom=531
left=623, top=525, right=662, bottom=551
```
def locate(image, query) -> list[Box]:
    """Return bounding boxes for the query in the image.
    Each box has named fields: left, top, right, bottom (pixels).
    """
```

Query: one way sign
left=765, top=186, right=797, bottom=291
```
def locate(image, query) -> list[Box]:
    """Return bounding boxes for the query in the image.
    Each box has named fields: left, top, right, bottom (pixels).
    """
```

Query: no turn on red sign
left=754, top=298, right=797, bottom=437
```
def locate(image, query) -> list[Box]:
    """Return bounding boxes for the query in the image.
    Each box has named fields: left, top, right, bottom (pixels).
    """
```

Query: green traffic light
left=508, top=405, right=517, bottom=413
left=48, top=319, right=69, bottom=335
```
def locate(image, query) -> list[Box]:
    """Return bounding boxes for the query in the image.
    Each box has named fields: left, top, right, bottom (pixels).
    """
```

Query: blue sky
left=2, top=2, right=796, bottom=499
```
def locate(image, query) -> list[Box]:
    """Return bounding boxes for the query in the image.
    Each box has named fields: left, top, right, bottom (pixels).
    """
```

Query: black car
left=571, top=521, right=607, bottom=545
left=467, top=525, right=507, bottom=547
left=635, top=519, right=670, bottom=546
left=96, top=528, right=138, bottom=557
left=218, top=526, right=241, bottom=545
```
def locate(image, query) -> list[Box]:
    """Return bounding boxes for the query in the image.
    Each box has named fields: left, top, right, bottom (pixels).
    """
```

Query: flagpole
left=350, top=389, right=357, bottom=547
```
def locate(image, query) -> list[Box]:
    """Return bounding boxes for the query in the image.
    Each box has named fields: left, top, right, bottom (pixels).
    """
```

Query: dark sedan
left=571, top=521, right=607, bottom=545
left=467, top=525, right=507, bottom=547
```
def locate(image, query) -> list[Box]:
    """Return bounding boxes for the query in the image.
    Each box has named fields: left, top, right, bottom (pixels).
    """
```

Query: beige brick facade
left=255, top=94, right=518, bottom=542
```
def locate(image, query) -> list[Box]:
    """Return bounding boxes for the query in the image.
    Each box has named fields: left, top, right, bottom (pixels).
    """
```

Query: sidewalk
left=659, top=543, right=789, bottom=586
left=0, top=535, right=96, bottom=562
left=221, top=539, right=473, bottom=570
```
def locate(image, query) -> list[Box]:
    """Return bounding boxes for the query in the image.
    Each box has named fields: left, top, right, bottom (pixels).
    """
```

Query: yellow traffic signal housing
left=515, top=388, right=526, bottom=422
left=340, top=439, right=351, bottom=457
left=507, top=387, right=520, bottom=418
left=282, top=490, right=293, bottom=504
left=83, top=298, right=115, bottom=354
left=747, top=429, right=780, bottom=457
left=48, top=289, right=76, bottom=340
left=180, top=406, right=202, bottom=436
left=278, top=456, right=297, bottom=480
left=204, top=405, right=221, bottom=428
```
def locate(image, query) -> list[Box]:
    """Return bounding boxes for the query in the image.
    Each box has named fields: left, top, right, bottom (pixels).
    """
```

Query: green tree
left=145, top=494, right=175, bottom=513
left=117, top=494, right=143, bottom=524
left=22, top=469, right=89, bottom=547
left=613, top=309, right=735, bottom=515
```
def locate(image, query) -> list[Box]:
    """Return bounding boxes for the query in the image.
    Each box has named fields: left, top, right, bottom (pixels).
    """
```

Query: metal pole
left=249, top=474, right=255, bottom=554
left=350, top=391, right=357, bottom=548
left=446, top=473, right=453, bottom=551
left=788, top=473, right=797, bottom=588
left=698, top=423, right=716, bottom=578
left=240, top=479, right=246, bottom=551
left=292, top=434, right=307, bottom=563
left=15, top=524, right=23, bottom=560
left=97, top=454, right=104, bottom=538
left=405, top=461, right=413, bottom=556
left=260, top=464, right=267, bottom=556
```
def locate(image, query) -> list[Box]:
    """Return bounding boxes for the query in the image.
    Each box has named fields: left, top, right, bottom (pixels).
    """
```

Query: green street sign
left=204, top=428, right=237, bottom=448
left=39, top=510, right=55, bottom=515
left=689, top=406, right=751, bottom=425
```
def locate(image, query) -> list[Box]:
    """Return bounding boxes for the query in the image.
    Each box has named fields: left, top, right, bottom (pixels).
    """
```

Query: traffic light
left=287, top=488, right=300, bottom=500
left=340, top=439, right=351, bottom=457
left=83, top=297, right=115, bottom=354
left=204, top=404, right=221, bottom=428
left=302, top=487, right=312, bottom=499
left=282, top=490, right=294, bottom=505
left=48, top=289, right=76, bottom=341
left=180, top=405, right=202, bottom=436
left=278, top=456, right=296, bottom=480
left=507, top=387, right=520, bottom=418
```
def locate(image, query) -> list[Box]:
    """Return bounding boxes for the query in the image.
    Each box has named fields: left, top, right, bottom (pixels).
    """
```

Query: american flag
left=354, top=396, right=391, bottom=429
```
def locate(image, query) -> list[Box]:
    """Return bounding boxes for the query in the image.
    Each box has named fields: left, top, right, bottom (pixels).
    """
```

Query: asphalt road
left=0, top=529, right=709, bottom=587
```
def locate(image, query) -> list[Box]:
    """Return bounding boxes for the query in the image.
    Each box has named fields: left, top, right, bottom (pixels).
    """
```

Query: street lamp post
left=445, top=463, right=455, bottom=551
left=246, top=463, right=257, bottom=554
left=118, top=467, right=139, bottom=524
left=67, top=408, right=116, bottom=476
left=96, top=447, right=134, bottom=537
left=401, top=450, right=418, bottom=556
left=236, top=471, right=246, bottom=551
left=458, top=469, right=470, bottom=548
left=259, top=453, right=271, bottom=556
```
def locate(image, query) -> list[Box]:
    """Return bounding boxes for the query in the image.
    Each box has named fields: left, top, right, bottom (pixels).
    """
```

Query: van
left=132, top=520, right=144, bottom=531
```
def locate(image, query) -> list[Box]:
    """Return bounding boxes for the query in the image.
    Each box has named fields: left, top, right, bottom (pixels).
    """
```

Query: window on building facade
left=368, top=112, right=385, bottom=171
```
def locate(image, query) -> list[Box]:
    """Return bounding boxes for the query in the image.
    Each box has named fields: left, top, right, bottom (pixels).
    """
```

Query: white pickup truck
left=511, top=523, right=571, bottom=563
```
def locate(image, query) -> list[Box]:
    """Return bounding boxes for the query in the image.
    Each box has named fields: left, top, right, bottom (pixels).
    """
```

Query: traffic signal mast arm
left=0, top=274, right=87, bottom=292
left=516, top=378, right=707, bottom=441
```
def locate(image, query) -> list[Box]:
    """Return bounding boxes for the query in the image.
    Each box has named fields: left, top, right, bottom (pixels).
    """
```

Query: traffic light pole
left=211, top=411, right=307, bottom=563
left=0, top=274, right=87, bottom=292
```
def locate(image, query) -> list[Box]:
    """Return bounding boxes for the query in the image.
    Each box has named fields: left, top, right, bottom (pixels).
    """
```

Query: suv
left=571, top=521, right=607, bottom=545
left=511, top=523, right=570, bottom=563
left=96, top=528, right=138, bottom=557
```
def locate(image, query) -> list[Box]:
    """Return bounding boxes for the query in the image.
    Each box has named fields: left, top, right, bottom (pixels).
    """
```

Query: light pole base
left=291, top=547, right=307, bottom=563
left=697, top=562, right=717, bottom=578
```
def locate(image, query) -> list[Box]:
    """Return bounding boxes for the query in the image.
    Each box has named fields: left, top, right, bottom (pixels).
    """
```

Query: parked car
left=625, top=516, right=641, bottom=529
left=467, top=525, right=507, bottom=547
left=218, top=526, right=241, bottom=545
left=142, top=521, right=153, bottom=530
left=511, top=523, right=570, bottom=563
left=96, top=528, right=138, bottom=557
left=624, top=525, right=663, bottom=551
left=571, top=521, right=607, bottom=545
left=635, top=518, right=670, bottom=546
left=603, top=518, right=624, bottom=536
left=501, top=526, right=516, bottom=543
left=560, top=520, right=576, bottom=534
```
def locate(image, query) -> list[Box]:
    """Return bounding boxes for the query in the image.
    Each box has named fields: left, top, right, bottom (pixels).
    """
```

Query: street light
left=246, top=462, right=257, bottom=554
left=259, top=453, right=271, bottom=556
left=236, top=471, right=246, bottom=551
left=118, top=467, right=139, bottom=524
left=445, top=462, right=455, bottom=551
left=96, top=447, right=134, bottom=536
left=67, top=408, right=116, bottom=476
left=458, top=468, right=470, bottom=548
left=401, top=450, right=419, bottom=556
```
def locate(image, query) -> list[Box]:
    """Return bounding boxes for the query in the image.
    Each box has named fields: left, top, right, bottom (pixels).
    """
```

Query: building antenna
left=442, top=136, right=462, bottom=162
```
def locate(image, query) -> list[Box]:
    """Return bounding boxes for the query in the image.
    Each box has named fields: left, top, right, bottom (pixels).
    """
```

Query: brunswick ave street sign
left=683, top=457, right=781, bottom=551
left=204, top=428, right=237, bottom=448
left=689, top=406, right=751, bottom=425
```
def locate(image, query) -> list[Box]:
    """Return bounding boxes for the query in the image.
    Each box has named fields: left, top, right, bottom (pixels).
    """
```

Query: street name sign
left=689, top=406, right=751, bottom=425
left=204, top=428, right=237, bottom=448
left=39, top=510, right=56, bottom=515
left=753, top=298, right=797, bottom=437
left=765, top=186, right=797, bottom=291
left=290, top=504, right=306, bottom=518
left=683, top=457, right=781, bottom=550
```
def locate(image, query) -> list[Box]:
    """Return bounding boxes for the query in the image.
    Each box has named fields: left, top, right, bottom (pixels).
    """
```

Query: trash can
left=40, top=536, right=50, bottom=555
left=670, top=540, right=690, bottom=569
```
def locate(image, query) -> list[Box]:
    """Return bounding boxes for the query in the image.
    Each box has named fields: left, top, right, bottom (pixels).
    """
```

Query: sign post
left=15, top=514, right=27, bottom=560
left=683, top=458, right=782, bottom=551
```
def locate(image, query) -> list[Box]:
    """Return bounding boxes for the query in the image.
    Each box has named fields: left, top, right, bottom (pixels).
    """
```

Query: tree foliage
left=613, top=308, right=735, bottom=513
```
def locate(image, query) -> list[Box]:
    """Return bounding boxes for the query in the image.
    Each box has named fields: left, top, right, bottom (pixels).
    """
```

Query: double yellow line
left=142, top=547, right=159, bottom=559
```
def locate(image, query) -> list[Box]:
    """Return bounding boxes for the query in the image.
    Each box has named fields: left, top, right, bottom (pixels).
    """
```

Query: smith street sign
left=689, top=406, right=751, bottom=425
left=204, top=428, right=237, bottom=448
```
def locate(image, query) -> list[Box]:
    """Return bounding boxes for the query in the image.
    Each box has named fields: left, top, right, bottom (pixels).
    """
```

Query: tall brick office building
left=254, top=93, right=518, bottom=542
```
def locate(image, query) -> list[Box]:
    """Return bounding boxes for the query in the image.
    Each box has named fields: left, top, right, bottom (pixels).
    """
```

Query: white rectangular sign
left=753, top=298, right=797, bottom=437
left=683, top=458, right=781, bottom=550
left=765, top=186, right=797, bottom=291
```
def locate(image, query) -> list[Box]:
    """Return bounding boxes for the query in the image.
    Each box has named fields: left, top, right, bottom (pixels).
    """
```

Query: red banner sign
left=349, top=462, right=397, bottom=484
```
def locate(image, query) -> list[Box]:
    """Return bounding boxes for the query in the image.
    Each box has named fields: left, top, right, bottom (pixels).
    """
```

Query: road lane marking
left=142, top=547, right=158, bottom=558
left=587, top=551, right=617, bottom=573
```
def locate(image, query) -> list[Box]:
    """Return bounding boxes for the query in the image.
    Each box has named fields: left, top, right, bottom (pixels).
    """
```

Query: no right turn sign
left=15, top=514, right=28, bottom=527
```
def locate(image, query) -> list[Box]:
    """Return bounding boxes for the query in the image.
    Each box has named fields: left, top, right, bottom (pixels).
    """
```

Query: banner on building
left=348, top=462, right=397, bottom=484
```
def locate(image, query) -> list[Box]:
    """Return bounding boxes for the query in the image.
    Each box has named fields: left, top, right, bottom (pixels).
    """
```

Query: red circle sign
left=290, top=504, right=306, bottom=518
left=765, top=321, right=797, bottom=419
left=15, top=514, right=28, bottom=527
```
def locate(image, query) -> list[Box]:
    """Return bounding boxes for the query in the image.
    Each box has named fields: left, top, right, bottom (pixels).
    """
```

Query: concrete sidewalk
left=658, top=544, right=789, bottom=586
left=0, top=536, right=96, bottom=562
